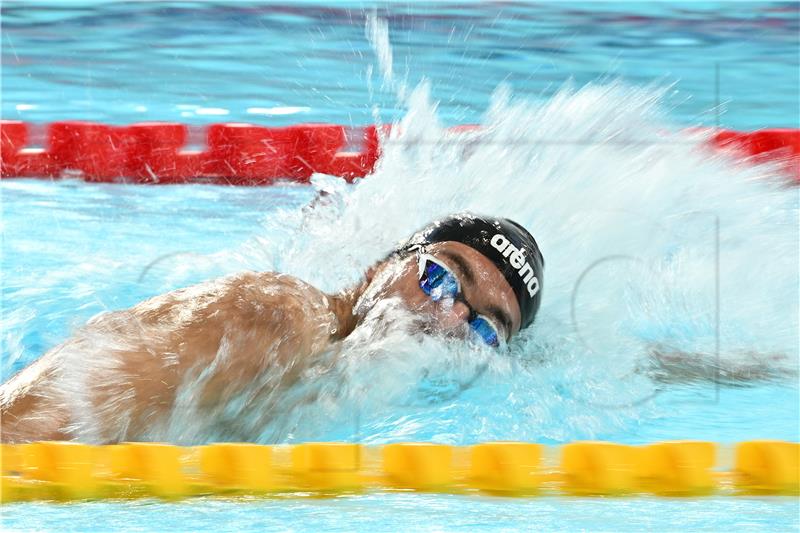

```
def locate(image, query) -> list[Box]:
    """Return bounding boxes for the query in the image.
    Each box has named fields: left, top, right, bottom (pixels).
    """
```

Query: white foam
left=236, top=74, right=798, bottom=443
left=11, top=16, right=796, bottom=445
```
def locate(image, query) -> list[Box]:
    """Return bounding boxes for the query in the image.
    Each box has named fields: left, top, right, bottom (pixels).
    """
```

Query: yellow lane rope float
left=1, top=440, right=797, bottom=502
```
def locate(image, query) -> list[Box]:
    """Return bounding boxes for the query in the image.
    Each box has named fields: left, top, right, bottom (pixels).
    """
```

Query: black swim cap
left=398, top=213, right=544, bottom=330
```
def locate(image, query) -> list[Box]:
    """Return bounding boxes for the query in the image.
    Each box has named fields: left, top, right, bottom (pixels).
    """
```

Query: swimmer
left=0, top=213, right=543, bottom=443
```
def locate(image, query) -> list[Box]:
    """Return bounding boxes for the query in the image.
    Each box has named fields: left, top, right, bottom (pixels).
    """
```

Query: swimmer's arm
left=0, top=353, right=72, bottom=442
left=169, top=272, right=337, bottom=404
left=108, top=271, right=337, bottom=425
left=0, top=272, right=335, bottom=443
left=645, top=346, right=790, bottom=384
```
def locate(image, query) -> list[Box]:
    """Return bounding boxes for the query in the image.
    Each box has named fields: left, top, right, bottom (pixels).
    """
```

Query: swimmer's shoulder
left=117, top=270, right=334, bottom=338
left=220, top=271, right=338, bottom=348
left=225, top=270, right=332, bottom=317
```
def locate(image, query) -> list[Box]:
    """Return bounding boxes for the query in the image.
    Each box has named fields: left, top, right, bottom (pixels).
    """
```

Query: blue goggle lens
left=419, top=257, right=501, bottom=348
left=420, top=260, right=459, bottom=301
left=469, top=316, right=500, bottom=347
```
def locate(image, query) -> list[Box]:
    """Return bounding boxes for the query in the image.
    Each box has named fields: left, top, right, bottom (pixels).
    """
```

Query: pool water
left=2, top=1, right=799, bottom=532
left=6, top=494, right=800, bottom=532
left=3, top=1, right=798, bottom=129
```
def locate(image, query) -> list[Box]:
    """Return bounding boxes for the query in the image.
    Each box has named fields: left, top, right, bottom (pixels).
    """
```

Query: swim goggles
left=416, top=251, right=502, bottom=348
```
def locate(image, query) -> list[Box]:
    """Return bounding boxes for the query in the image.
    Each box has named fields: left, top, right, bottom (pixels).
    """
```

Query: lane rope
left=1, top=121, right=798, bottom=184
left=1, top=440, right=797, bottom=501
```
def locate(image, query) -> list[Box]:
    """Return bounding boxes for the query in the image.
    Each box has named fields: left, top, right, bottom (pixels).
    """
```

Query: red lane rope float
left=1, top=120, right=798, bottom=184
left=0, top=121, right=381, bottom=185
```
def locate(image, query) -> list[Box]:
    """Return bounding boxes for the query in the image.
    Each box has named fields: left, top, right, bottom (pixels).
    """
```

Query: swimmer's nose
left=435, top=299, right=471, bottom=330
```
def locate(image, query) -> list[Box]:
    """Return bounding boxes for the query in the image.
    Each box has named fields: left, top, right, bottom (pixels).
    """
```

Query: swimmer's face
left=361, top=241, right=522, bottom=344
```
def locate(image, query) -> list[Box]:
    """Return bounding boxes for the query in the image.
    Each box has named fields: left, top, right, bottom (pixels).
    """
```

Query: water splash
left=228, top=78, right=798, bottom=444
left=365, top=10, right=394, bottom=91
left=173, top=16, right=799, bottom=445
left=3, top=16, right=797, bottom=446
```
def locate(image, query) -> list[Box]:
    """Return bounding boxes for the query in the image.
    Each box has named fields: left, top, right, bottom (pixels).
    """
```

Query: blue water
left=2, top=2, right=799, bottom=532
left=2, top=1, right=798, bottom=129
left=4, top=495, right=800, bottom=533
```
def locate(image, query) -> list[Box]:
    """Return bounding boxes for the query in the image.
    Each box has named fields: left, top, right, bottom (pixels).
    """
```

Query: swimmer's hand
left=644, top=345, right=794, bottom=384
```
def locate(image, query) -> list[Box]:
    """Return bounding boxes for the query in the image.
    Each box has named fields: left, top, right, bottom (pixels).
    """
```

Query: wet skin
left=0, top=241, right=521, bottom=443
left=366, top=241, right=521, bottom=341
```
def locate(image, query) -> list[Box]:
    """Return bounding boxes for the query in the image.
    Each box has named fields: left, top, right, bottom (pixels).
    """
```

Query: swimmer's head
left=356, top=213, right=544, bottom=346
